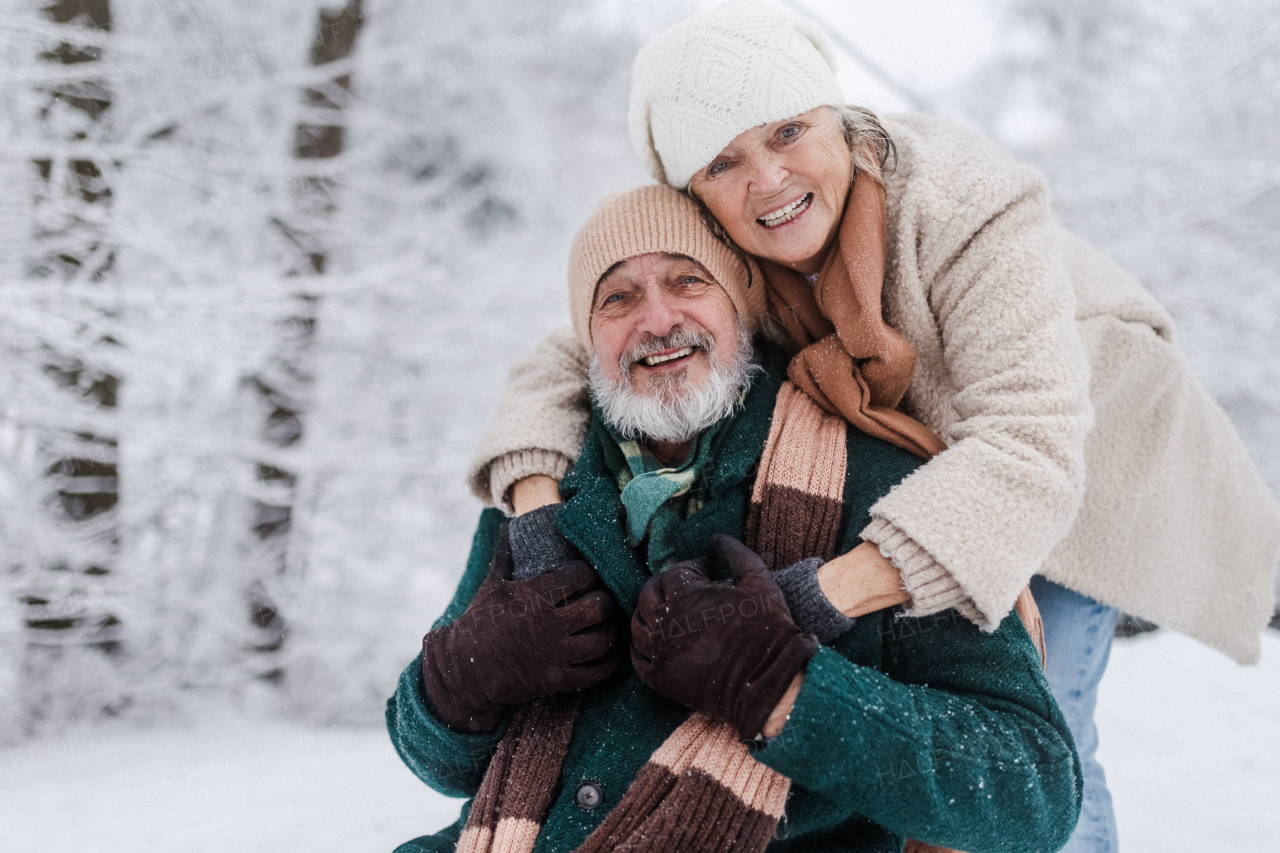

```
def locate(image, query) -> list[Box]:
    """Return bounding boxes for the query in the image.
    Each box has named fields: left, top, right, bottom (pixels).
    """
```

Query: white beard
left=589, top=320, right=758, bottom=444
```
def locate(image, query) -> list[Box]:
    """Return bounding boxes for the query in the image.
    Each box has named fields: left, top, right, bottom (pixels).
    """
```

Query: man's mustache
left=619, top=328, right=715, bottom=374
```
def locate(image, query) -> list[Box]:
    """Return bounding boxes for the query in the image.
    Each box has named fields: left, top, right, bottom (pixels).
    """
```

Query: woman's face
left=688, top=106, right=853, bottom=276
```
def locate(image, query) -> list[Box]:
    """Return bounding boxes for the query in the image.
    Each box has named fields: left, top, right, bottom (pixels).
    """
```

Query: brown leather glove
left=630, top=534, right=818, bottom=740
left=420, top=524, right=625, bottom=733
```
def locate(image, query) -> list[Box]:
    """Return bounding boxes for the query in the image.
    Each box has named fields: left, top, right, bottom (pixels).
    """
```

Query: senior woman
left=466, top=2, right=1280, bottom=851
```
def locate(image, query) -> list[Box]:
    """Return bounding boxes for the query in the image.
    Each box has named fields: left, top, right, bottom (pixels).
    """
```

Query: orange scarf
left=759, top=169, right=947, bottom=460
left=757, top=165, right=1048, bottom=674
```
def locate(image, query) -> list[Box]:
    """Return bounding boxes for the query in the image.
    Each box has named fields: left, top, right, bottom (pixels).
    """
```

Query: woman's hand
left=817, top=541, right=911, bottom=618
left=510, top=474, right=563, bottom=515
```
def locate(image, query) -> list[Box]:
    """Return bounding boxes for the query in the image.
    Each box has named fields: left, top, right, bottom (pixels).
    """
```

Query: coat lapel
left=557, top=432, right=649, bottom=612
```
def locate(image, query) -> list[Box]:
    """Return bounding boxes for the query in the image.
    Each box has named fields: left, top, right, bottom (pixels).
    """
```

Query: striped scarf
left=459, top=383, right=1045, bottom=853
left=458, top=383, right=844, bottom=853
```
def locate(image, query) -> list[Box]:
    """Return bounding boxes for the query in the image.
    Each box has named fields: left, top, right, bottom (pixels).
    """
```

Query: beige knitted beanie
left=568, top=185, right=766, bottom=355
left=629, top=0, right=844, bottom=189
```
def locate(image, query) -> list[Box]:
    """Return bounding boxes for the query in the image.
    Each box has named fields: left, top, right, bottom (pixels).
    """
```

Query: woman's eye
left=602, top=292, right=625, bottom=306
left=779, top=124, right=801, bottom=141
left=707, top=160, right=729, bottom=177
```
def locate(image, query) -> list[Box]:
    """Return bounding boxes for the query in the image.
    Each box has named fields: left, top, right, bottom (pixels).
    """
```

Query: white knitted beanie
left=629, top=0, right=844, bottom=189
left=567, top=185, right=766, bottom=355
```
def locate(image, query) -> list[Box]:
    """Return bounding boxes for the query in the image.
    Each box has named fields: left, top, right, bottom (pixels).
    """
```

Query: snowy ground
left=3, top=629, right=1277, bottom=853
left=1095, top=629, right=1280, bottom=851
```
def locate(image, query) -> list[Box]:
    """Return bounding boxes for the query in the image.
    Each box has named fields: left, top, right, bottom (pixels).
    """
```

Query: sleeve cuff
left=507, top=504, right=581, bottom=579
left=386, top=658, right=509, bottom=797
left=773, top=557, right=856, bottom=644
left=861, top=517, right=988, bottom=629
left=487, top=449, right=572, bottom=514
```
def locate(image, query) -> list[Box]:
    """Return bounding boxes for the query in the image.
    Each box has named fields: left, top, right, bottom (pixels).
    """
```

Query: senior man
left=386, top=186, right=1081, bottom=853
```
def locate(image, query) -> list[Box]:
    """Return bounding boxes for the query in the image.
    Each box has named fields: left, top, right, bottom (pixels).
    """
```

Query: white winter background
left=1, top=0, right=1277, bottom=851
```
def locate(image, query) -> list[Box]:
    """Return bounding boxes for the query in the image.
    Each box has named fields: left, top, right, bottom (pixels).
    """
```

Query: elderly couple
left=386, top=3, right=1280, bottom=852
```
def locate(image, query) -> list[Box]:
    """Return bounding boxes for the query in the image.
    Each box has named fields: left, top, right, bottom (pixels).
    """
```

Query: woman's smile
left=757, top=193, right=813, bottom=228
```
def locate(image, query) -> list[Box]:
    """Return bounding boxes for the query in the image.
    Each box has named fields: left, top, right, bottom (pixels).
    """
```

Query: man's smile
left=637, top=346, right=700, bottom=369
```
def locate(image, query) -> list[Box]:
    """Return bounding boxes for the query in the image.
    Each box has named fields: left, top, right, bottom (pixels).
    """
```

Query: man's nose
left=634, top=287, right=682, bottom=338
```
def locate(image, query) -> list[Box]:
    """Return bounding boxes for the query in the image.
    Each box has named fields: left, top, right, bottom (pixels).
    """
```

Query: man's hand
left=420, top=524, right=625, bottom=733
left=630, top=534, right=818, bottom=740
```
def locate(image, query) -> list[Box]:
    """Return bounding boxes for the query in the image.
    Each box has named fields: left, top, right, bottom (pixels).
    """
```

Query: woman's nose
left=748, top=153, right=789, bottom=196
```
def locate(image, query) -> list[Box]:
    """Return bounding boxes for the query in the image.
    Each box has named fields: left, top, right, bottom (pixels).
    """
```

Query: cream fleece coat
left=467, top=114, right=1280, bottom=665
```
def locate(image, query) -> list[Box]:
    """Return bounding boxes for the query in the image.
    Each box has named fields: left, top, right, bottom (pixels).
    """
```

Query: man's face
left=589, top=252, right=740, bottom=401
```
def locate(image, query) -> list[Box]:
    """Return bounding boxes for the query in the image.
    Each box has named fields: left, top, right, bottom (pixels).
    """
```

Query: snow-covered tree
left=0, top=0, right=128, bottom=737
left=0, top=0, right=687, bottom=737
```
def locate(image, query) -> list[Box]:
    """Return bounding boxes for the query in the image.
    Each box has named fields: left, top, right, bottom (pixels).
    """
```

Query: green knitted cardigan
left=386, top=341, right=1082, bottom=853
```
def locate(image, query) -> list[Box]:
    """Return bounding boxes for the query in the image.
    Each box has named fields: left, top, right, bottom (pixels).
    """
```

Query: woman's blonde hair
left=829, top=104, right=896, bottom=183
left=683, top=104, right=896, bottom=286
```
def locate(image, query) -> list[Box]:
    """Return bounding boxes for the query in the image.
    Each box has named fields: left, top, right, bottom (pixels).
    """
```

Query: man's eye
left=680, top=276, right=702, bottom=285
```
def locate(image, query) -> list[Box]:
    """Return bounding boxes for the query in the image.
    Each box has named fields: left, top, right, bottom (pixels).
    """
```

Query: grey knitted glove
left=507, top=503, right=581, bottom=580
left=773, top=557, right=856, bottom=644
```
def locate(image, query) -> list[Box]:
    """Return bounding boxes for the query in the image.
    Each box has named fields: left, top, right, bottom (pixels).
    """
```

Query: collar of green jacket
left=558, top=339, right=788, bottom=612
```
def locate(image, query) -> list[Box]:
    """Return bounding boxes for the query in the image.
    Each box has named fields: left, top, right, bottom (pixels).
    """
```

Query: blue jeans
left=1029, top=575, right=1119, bottom=853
